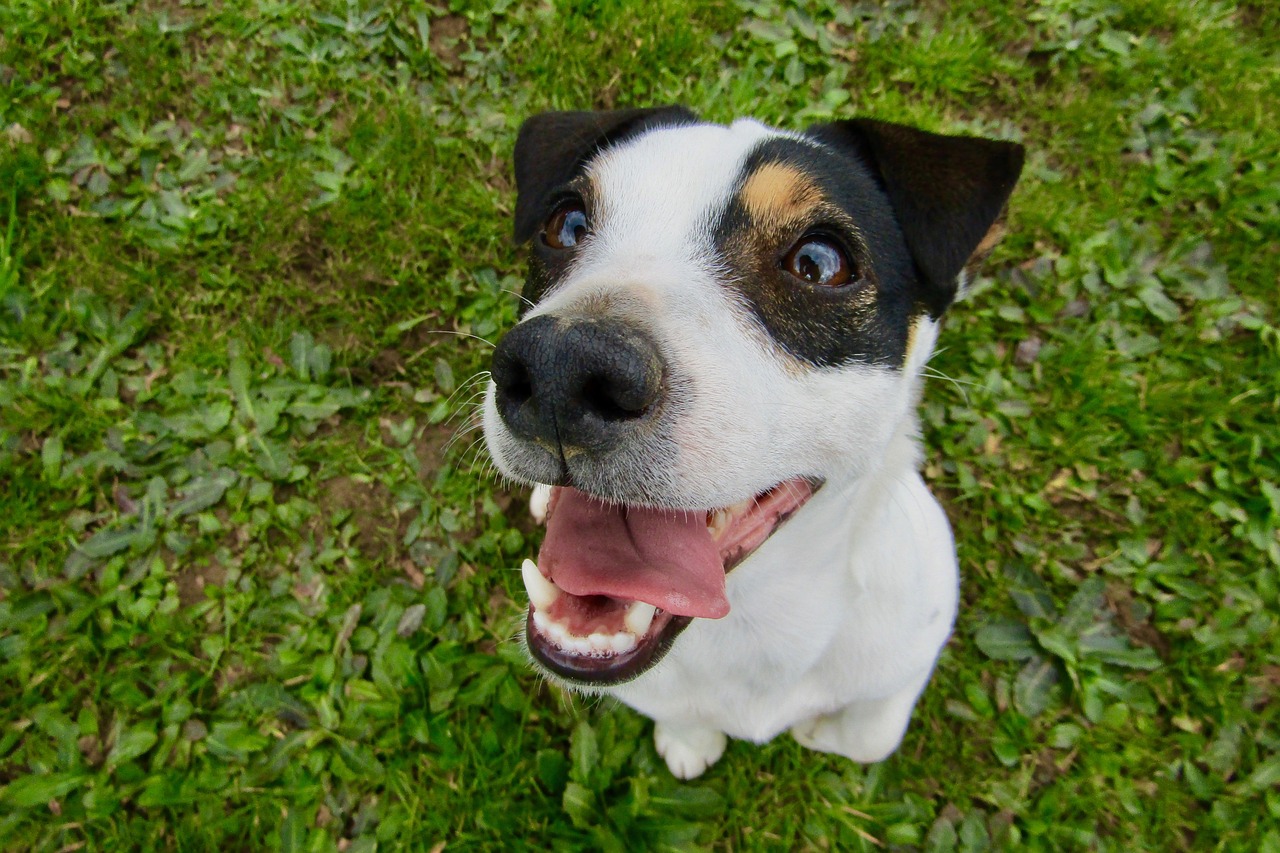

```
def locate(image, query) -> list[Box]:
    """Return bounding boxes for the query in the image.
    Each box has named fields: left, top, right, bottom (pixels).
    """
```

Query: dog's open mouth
left=520, top=479, right=818, bottom=684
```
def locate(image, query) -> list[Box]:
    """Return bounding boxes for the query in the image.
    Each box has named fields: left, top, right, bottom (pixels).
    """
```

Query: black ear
left=807, top=118, right=1024, bottom=315
left=513, top=106, right=698, bottom=243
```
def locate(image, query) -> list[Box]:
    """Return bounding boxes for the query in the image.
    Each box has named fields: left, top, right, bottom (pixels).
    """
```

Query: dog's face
left=482, top=109, right=1022, bottom=685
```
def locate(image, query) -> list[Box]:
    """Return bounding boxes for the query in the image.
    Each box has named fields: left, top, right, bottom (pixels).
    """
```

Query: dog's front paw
left=790, top=711, right=902, bottom=764
left=791, top=716, right=849, bottom=757
left=654, top=722, right=727, bottom=780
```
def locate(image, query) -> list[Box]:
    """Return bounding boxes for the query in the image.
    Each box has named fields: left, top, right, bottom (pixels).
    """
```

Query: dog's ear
left=513, top=107, right=698, bottom=243
left=806, top=118, right=1024, bottom=315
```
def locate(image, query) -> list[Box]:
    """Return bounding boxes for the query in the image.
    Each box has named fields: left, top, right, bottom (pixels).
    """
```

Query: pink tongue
left=538, top=487, right=730, bottom=618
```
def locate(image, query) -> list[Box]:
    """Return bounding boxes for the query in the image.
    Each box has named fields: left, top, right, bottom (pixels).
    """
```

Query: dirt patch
left=429, top=14, right=470, bottom=69
left=313, top=428, right=437, bottom=545
left=361, top=320, right=448, bottom=382
left=1105, top=584, right=1170, bottom=658
left=369, top=347, right=408, bottom=379
left=317, top=475, right=402, bottom=560
left=413, top=423, right=454, bottom=479
left=175, top=558, right=227, bottom=607
left=1236, top=3, right=1275, bottom=32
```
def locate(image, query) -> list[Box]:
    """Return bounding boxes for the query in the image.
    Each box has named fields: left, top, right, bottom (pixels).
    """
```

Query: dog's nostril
left=495, top=358, right=534, bottom=406
left=582, top=375, right=649, bottom=422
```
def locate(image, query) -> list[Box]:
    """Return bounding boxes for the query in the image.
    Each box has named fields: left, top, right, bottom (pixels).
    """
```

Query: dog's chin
left=520, top=477, right=821, bottom=686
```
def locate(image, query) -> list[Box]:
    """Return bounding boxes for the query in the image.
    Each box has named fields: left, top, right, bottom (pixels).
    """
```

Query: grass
left=1, top=0, right=1277, bottom=849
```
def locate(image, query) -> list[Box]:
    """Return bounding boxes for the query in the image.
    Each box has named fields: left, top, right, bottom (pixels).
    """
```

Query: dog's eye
left=782, top=237, right=855, bottom=287
left=542, top=201, right=589, bottom=250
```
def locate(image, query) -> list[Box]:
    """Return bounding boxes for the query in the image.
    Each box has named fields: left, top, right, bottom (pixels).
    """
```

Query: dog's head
left=482, top=108, right=1023, bottom=685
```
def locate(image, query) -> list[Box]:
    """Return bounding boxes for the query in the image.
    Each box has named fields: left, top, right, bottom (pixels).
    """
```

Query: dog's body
left=482, top=109, right=1022, bottom=778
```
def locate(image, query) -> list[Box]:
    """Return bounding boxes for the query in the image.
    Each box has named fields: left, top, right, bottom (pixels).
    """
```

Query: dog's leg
left=790, top=669, right=932, bottom=763
left=653, top=721, right=727, bottom=779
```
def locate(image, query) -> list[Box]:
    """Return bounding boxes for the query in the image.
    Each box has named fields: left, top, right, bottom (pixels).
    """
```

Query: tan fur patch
left=740, top=163, right=822, bottom=225
left=964, top=218, right=1008, bottom=278
left=904, top=316, right=920, bottom=362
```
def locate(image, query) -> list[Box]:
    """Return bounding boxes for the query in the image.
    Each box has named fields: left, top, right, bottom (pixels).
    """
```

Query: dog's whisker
left=460, top=432, right=490, bottom=462
left=921, top=365, right=978, bottom=396
left=443, top=402, right=484, bottom=436
left=500, top=287, right=536, bottom=309
left=443, top=423, right=486, bottom=463
left=463, top=436, right=499, bottom=479
left=440, top=409, right=486, bottom=440
left=442, top=423, right=484, bottom=456
left=440, top=393, right=489, bottom=430
left=417, top=329, right=497, bottom=348
left=443, top=370, right=492, bottom=408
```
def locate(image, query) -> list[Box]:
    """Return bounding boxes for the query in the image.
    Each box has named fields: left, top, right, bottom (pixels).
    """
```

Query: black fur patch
left=511, top=107, right=695, bottom=313
left=807, top=118, right=1025, bottom=317
left=512, top=107, right=696, bottom=245
left=712, top=137, right=921, bottom=368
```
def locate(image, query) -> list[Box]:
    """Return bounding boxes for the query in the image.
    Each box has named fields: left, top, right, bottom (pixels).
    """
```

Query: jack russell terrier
left=482, top=107, right=1023, bottom=778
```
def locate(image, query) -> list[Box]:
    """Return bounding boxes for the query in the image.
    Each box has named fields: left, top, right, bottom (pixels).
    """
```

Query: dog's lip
left=526, top=609, right=691, bottom=685
left=521, top=477, right=821, bottom=684
left=706, top=478, right=823, bottom=572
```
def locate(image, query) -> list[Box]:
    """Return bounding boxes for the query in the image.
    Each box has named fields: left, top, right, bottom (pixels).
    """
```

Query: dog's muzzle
left=489, top=313, right=821, bottom=686
left=491, top=314, right=665, bottom=459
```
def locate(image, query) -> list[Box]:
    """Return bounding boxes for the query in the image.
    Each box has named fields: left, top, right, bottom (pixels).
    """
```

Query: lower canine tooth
left=521, top=559, right=560, bottom=611
left=624, top=601, right=657, bottom=636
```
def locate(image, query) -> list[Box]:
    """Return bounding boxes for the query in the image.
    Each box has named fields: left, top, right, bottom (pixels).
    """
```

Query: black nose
left=491, top=315, right=665, bottom=453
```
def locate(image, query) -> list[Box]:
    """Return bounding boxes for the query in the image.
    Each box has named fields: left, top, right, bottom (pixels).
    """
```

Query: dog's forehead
left=584, top=119, right=807, bottom=245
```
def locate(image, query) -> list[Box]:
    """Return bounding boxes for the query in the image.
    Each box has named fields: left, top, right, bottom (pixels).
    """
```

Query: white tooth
left=529, top=484, right=552, bottom=524
left=708, top=508, right=729, bottom=537
left=708, top=499, right=753, bottom=537
left=521, top=559, right=560, bottom=611
left=610, top=632, right=637, bottom=654
left=588, top=632, right=611, bottom=652
left=624, top=601, right=657, bottom=636
left=532, top=611, right=551, bottom=632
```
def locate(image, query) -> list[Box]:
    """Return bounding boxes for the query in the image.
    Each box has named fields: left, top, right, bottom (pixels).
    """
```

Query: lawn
left=1, top=0, right=1277, bottom=849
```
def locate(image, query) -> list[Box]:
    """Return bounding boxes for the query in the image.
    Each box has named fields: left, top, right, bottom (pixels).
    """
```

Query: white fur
left=484, top=120, right=959, bottom=778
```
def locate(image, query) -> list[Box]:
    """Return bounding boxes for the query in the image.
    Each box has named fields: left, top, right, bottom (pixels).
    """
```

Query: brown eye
left=782, top=237, right=854, bottom=287
left=542, top=201, right=589, bottom=250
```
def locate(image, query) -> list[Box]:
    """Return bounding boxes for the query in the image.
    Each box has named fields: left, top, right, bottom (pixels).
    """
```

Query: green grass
left=1, top=0, right=1277, bottom=849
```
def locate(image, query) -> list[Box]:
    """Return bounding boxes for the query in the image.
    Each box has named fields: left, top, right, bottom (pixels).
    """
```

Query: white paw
left=791, top=715, right=900, bottom=763
left=529, top=483, right=552, bottom=524
left=654, top=723, right=727, bottom=779
left=790, top=717, right=827, bottom=752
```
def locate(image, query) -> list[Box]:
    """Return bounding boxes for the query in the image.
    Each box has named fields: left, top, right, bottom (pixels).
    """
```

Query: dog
left=481, top=107, right=1023, bottom=778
